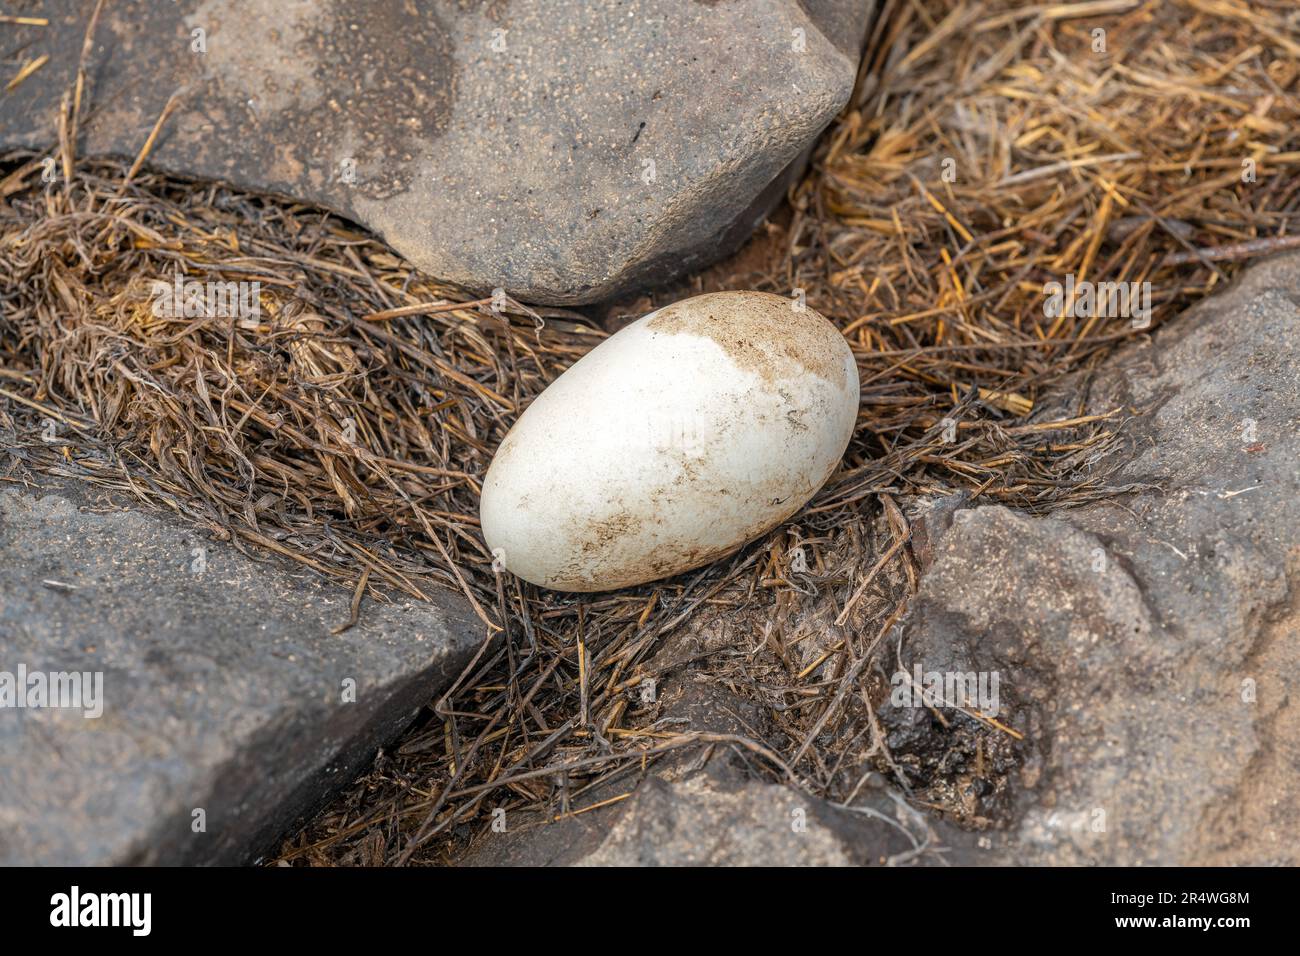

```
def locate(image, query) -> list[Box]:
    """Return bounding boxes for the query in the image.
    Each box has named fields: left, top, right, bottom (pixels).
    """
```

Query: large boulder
left=2, top=0, right=872, bottom=304
left=888, top=252, right=1300, bottom=864
left=0, top=479, right=486, bottom=865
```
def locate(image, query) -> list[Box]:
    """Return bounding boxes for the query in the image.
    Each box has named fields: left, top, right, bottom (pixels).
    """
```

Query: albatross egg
left=480, top=291, right=859, bottom=591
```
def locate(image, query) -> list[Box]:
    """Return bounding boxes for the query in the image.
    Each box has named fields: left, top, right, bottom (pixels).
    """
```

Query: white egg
left=480, top=291, right=859, bottom=592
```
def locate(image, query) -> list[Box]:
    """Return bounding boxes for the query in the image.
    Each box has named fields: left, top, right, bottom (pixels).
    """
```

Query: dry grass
left=2, top=0, right=1298, bottom=864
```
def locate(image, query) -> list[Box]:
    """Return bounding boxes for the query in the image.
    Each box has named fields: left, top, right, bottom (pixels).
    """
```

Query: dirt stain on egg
left=646, top=291, right=847, bottom=388
left=581, top=512, right=645, bottom=553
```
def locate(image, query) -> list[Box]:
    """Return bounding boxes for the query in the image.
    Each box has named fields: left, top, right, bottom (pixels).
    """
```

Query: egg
left=480, top=291, right=859, bottom=592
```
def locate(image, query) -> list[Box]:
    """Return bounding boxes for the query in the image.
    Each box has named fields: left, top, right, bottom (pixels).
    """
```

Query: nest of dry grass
left=2, top=0, right=1298, bottom=864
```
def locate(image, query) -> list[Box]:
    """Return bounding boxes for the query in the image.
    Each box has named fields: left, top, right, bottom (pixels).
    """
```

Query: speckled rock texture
left=888, top=251, right=1300, bottom=864
left=1, top=0, right=873, bottom=304
left=0, top=480, right=484, bottom=865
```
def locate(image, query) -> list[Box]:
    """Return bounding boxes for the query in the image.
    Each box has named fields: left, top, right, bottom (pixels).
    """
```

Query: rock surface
left=461, top=608, right=996, bottom=867
left=2, top=0, right=872, bottom=304
left=577, top=775, right=917, bottom=867
left=889, top=251, right=1300, bottom=864
left=463, top=687, right=992, bottom=867
left=0, top=480, right=484, bottom=865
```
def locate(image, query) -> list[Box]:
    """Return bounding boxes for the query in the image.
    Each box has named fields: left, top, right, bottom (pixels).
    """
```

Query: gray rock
left=0, top=480, right=485, bottom=865
left=2, top=0, right=872, bottom=304
left=889, top=251, right=1300, bottom=864
left=461, top=636, right=997, bottom=867
left=466, top=760, right=990, bottom=867
left=576, top=774, right=946, bottom=867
